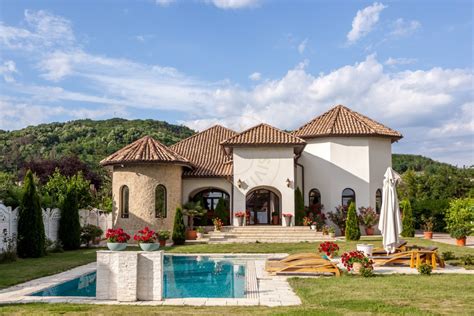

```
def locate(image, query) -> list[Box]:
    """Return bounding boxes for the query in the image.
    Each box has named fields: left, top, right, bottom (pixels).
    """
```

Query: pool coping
left=0, top=253, right=301, bottom=307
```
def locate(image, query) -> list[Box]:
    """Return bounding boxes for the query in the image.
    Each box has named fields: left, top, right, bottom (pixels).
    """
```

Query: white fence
left=0, top=202, right=112, bottom=252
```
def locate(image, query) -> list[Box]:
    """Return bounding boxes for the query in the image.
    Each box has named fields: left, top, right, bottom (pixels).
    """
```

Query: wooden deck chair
left=272, top=259, right=341, bottom=277
left=372, top=241, right=408, bottom=255
left=267, top=253, right=323, bottom=263
left=265, top=256, right=329, bottom=273
left=372, top=249, right=444, bottom=270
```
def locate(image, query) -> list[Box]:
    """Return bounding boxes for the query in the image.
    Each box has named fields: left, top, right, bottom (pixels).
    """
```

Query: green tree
left=45, top=169, right=92, bottom=209
left=58, top=183, right=81, bottom=250
left=445, top=198, right=474, bottom=234
left=294, top=187, right=305, bottom=225
left=172, top=207, right=186, bottom=245
left=345, top=202, right=361, bottom=241
left=17, top=170, right=46, bottom=258
left=214, top=197, right=229, bottom=225
left=400, top=198, right=415, bottom=237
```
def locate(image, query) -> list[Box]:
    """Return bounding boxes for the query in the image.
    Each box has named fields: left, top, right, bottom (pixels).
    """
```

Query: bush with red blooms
left=235, top=211, right=246, bottom=218
left=133, top=227, right=157, bottom=244
left=318, top=241, right=340, bottom=257
left=340, top=250, right=373, bottom=272
left=105, top=228, right=131, bottom=243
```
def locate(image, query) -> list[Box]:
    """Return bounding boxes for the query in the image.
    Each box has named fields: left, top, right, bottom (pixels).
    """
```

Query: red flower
left=133, top=226, right=157, bottom=243
left=106, top=228, right=131, bottom=243
left=318, top=241, right=339, bottom=257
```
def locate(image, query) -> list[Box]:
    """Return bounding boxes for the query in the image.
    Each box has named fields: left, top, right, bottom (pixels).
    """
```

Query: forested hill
left=0, top=118, right=194, bottom=173
left=0, top=118, right=465, bottom=174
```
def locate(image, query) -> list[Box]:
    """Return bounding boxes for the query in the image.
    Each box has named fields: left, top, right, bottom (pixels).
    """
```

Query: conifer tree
left=17, top=170, right=46, bottom=258
left=400, top=198, right=415, bottom=237
left=345, top=201, right=361, bottom=241
left=294, top=187, right=305, bottom=225
left=172, top=207, right=186, bottom=245
left=214, top=197, right=229, bottom=225
left=58, top=183, right=81, bottom=250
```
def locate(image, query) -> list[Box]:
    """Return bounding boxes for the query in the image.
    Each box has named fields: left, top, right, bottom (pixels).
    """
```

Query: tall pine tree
left=172, top=207, right=186, bottom=245
left=400, top=198, right=415, bottom=237
left=214, top=198, right=229, bottom=225
left=345, top=201, right=361, bottom=241
left=58, top=183, right=81, bottom=250
left=17, top=170, right=46, bottom=258
left=294, top=187, right=305, bottom=225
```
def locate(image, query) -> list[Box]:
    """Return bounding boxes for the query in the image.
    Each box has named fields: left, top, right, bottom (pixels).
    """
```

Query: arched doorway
left=246, top=188, right=280, bottom=225
left=191, top=188, right=230, bottom=225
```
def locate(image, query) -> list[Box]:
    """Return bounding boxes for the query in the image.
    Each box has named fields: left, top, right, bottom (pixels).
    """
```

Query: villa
left=100, top=104, right=403, bottom=233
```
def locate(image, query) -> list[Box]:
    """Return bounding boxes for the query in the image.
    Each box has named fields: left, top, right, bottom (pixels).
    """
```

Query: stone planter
left=283, top=216, right=292, bottom=227
left=365, top=227, right=374, bottom=235
left=236, top=217, right=244, bottom=226
left=356, top=244, right=374, bottom=256
left=158, top=239, right=167, bottom=247
left=186, top=230, right=197, bottom=240
left=107, top=242, right=127, bottom=251
left=423, top=231, right=433, bottom=239
left=310, top=225, right=317, bottom=230
left=329, top=232, right=336, bottom=238
left=139, top=243, right=160, bottom=251
left=456, top=237, right=466, bottom=246
left=196, top=232, right=203, bottom=239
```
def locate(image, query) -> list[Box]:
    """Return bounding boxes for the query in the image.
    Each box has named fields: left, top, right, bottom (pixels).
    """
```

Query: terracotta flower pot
left=456, top=237, right=466, bottom=246
left=423, top=231, right=433, bottom=239
left=186, top=230, right=197, bottom=240
left=159, top=239, right=167, bottom=247
left=365, top=227, right=374, bottom=236
left=272, top=215, right=279, bottom=225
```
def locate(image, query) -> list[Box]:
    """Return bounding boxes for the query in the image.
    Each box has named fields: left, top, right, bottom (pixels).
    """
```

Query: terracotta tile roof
left=221, top=123, right=306, bottom=147
left=100, top=136, right=192, bottom=167
left=170, top=125, right=237, bottom=177
left=292, top=105, right=403, bottom=141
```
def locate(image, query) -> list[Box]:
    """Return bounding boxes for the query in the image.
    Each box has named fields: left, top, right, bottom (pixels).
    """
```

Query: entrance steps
left=206, top=226, right=334, bottom=243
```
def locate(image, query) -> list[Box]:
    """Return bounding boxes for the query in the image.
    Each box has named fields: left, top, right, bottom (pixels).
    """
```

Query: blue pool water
left=30, top=255, right=246, bottom=298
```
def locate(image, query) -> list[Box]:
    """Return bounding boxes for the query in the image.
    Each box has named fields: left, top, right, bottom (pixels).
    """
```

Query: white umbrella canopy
left=378, top=167, right=403, bottom=254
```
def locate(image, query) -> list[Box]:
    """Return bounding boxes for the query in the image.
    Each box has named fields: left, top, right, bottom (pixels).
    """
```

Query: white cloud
left=390, top=18, right=421, bottom=37
left=205, top=0, right=260, bottom=9
left=297, top=38, right=308, bottom=54
left=249, top=72, right=262, bottom=81
left=0, top=60, right=18, bottom=82
left=347, top=2, right=387, bottom=44
left=385, top=57, right=417, bottom=66
left=155, top=0, right=176, bottom=6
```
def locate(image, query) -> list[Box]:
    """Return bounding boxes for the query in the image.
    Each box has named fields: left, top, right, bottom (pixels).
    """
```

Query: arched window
left=155, top=185, right=167, bottom=218
left=309, top=189, right=321, bottom=205
left=192, top=189, right=230, bottom=225
left=342, top=188, right=355, bottom=207
left=120, top=185, right=129, bottom=218
left=375, top=189, right=382, bottom=214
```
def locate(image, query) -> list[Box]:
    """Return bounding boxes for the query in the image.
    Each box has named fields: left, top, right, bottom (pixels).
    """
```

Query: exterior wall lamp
left=286, top=178, right=292, bottom=187
left=237, top=179, right=243, bottom=188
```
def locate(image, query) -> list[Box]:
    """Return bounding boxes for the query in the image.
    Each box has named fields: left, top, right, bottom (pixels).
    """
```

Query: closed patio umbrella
left=378, top=167, right=403, bottom=254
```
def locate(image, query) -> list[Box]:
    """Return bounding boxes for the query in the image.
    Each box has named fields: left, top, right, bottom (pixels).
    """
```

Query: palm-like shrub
left=400, top=198, right=415, bottom=237
left=17, top=170, right=46, bottom=258
left=172, top=207, right=186, bottom=245
left=182, top=201, right=206, bottom=231
left=345, top=202, right=361, bottom=241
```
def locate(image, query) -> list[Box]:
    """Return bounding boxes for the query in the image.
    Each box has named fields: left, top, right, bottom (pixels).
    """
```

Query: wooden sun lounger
left=372, top=241, right=408, bottom=255
left=371, top=248, right=444, bottom=269
left=267, top=253, right=323, bottom=263
left=271, top=258, right=341, bottom=277
left=266, top=256, right=329, bottom=273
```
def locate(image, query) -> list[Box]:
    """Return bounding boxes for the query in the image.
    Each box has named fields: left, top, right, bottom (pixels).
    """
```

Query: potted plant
left=196, top=226, right=205, bottom=239
left=421, top=215, right=435, bottom=239
left=318, top=241, right=339, bottom=259
left=329, top=226, right=336, bottom=238
left=341, top=250, right=373, bottom=274
left=213, top=217, right=223, bottom=232
left=134, top=227, right=159, bottom=251
left=450, top=226, right=470, bottom=246
left=182, top=201, right=207, bottom=240
left=303, top=216, right=312, bottom=228
left=313, top=213, right=327, bottom=231
left=322, top=225, right=330, bottom=236
left=283, top=213, right=293, bottom=227
left=311, top=222, right=317, bottom=231
left=272, top=211, right=279, bottom=225
left=235, top=211, right=246, bottom=226
left=328, top=205, right=348, bottom=236
left=156, top=230, right=170, bottom=247
left=358, top=207, right=379, bottom=235
left=80, top=224, right=103, bottom=247
left=106, top=228, right=130, bottom=251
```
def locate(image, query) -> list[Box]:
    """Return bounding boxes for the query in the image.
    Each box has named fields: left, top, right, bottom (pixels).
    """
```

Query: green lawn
left=1, top=274, right=473, bottom=315
left=0, top=238, right=473, bottom=315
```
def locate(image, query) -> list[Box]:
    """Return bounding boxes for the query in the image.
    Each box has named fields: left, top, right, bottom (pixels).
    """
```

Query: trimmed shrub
left=58, top=184, right=81, bottom=250
left=345, top=202, right=361, bottom=241
left=418, top=263, right=432, bottom=275
left=172, top=207, right=186, bottom=245
left=295, top=187, right=305, bottom=225
left=214, top=197, right=229, bottom=225
left=17, top=170, right=46, bottom=258
left=400, top=198, right=415, bottom=237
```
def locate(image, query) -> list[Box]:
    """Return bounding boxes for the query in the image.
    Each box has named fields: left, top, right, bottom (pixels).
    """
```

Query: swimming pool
left=30, top=255, right=246, bottom=298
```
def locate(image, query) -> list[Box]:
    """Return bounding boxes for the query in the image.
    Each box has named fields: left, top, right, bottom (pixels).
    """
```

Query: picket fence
left=0, top=202, right=112, bottom=252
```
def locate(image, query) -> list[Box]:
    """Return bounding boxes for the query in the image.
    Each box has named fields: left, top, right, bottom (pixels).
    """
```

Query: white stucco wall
left=232, top=146, right=296, bottom=226
left=300, top=137, right=392, bottom=218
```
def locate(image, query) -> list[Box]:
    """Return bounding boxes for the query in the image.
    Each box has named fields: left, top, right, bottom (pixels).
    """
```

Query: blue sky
left=0, top=0, right=472, bottom=165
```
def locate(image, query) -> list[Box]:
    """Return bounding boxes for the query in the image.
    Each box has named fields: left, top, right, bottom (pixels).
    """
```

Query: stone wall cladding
left=96, top=251, right=164, bottom=302
left=112, top=164, right=183, bottom=235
